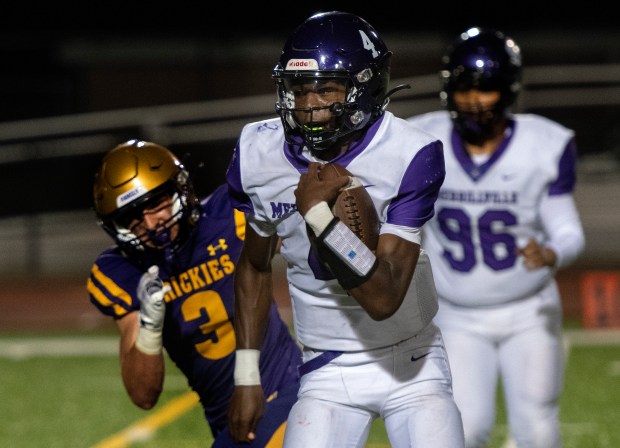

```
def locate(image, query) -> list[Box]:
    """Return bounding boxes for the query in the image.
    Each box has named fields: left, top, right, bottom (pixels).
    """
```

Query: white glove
left=135, top=265, right=171, bottom=354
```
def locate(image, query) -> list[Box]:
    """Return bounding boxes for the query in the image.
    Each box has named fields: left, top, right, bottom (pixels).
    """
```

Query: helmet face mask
left=277, top=76, right=349, bottom=149
left=273, top=11, right=391, bottom=152
left=93, top=140, right=200, bottom=263
left=440, top=27, right=522, bottom=144
left=110, top=189, right=182, bottom=250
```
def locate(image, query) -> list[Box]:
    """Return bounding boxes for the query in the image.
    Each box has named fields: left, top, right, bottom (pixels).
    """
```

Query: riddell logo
left=117, top=186, right=146, bottom=207
left=286, top=59, right=319, bottom=70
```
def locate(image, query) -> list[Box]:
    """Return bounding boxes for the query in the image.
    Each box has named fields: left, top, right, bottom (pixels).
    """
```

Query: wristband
left=304, top=201, right=335, bottom=236
left=234, top=349, right=261, bottom=386
left=135, top=327, right=163, bottom=355
left=322, top=220, right=377, bottom=276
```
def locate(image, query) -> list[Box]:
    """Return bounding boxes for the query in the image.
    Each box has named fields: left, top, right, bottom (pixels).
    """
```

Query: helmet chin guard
left=273, top=11, right=392, bottom=151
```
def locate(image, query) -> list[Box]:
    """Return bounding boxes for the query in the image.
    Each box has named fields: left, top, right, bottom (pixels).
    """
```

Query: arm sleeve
left=386, top=140, right=445, bottom=228
left=540, top=193, right=585, bottom=269
left=548, top=137, right=577, bottom=195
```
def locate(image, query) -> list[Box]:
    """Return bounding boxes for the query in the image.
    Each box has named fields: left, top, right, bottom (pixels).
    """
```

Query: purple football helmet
left=272, top=11, right=392, bottom=151
left=440, top=27, right=522, bottom=144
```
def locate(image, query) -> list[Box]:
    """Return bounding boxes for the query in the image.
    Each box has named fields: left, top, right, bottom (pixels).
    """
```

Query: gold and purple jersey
left=87, top=184, right=301, bottom=437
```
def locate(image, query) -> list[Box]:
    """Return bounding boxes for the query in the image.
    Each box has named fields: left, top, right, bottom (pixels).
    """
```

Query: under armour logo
left=207, top=239, right=228, bottom=256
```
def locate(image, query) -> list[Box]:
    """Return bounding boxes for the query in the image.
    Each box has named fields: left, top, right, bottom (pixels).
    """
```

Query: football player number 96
left=438, top=207, right=518, bottom=272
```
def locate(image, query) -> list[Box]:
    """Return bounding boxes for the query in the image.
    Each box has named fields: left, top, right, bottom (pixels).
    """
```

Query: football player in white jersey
left=408, top=27, right=586, bottom=448
left=224, top=11, right=464, bottom=448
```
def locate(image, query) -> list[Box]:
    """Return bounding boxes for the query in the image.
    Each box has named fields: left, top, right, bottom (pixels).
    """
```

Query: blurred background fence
left=1, top=63, right=618, bottom=280
left=0, top=25, right=618, bottom=332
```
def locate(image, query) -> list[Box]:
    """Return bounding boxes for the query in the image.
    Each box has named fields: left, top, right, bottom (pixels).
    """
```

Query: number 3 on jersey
left=182, top=290, right=235, bottom=359
left=437, top=207, right=518, bottom=272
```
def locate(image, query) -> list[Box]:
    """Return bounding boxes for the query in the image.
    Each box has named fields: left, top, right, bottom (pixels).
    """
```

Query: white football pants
left=283, top=322, right=465, bottom=448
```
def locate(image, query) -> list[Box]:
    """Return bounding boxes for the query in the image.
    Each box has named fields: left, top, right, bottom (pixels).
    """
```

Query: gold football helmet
left=93, top=139, right=200, bottom=258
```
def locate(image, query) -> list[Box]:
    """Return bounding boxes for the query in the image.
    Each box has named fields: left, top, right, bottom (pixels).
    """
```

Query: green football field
left=1, top=328, right=619, bottom=448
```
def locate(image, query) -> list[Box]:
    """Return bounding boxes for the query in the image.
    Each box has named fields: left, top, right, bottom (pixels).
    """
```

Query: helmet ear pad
left=350, top=52, right=392, bottom=119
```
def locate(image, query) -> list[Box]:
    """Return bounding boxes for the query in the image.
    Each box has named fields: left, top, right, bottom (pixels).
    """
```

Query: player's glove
left=135, top=265, right=171, bottom=355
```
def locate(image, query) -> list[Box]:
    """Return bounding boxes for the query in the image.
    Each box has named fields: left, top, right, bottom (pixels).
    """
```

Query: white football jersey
left=408, top=111, right=577, bottom=306
left=227, top=112, right=444, bottom=351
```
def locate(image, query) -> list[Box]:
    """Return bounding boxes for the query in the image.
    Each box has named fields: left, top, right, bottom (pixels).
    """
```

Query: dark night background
left=0, top=1, right=616, bottom=276
left=0, top=1, right=617, bottom=122
left=0, top=1, right=618, bottom=218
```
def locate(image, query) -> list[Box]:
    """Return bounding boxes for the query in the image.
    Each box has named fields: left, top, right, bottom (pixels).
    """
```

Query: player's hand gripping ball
left=319, top=163, right=380, bottom=251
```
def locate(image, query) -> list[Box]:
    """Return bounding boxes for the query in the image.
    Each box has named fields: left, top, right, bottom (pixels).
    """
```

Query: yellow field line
left=91, top=391, right=200, bottom=448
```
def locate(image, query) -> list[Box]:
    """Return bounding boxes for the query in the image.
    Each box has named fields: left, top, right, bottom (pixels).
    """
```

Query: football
left=319, top=163, right=380, bottom=251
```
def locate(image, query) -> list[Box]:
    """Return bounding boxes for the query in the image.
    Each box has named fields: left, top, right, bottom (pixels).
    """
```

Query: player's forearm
left=235, top=226, right=278, bottom=350
left=304, top=202, right=419, bottom=320
left=120, top=347, right=164, bottom=409
left=233, top=254, right=273, bottom=387
left=540, top=194, right=586, bottom=268
left=117, top=315, right=164, bottom=409
left=349, top=235, right=419, bottom=320
left=234, top=254, right=274, bottom=350
left=350, top=263, right=413, bottom=320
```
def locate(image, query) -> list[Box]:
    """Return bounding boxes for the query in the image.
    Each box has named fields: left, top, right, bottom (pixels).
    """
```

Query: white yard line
left=1, top=329, right=620, bottom=360
left=564, top=328, right=620, bottom=345
left=0, top=336, right=117, bottom=359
